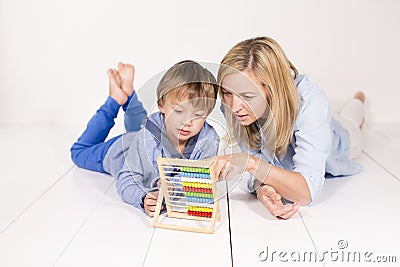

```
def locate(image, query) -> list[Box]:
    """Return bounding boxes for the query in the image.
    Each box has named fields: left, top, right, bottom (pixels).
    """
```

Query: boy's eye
left=174, top=109, right=183, bottom=113
left=194, top=113, right=205, bottom=118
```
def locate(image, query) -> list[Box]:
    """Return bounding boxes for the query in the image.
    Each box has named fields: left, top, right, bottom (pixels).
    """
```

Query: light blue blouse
left=244, top=75, right=362, bottom=204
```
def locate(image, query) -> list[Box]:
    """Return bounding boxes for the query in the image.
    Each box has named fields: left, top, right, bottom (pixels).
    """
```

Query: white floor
left=0, top=122, right=399, bottom=267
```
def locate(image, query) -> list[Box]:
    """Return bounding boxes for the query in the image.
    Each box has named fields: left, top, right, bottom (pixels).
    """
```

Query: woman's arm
left=214, top=153, right=311, bottom=204
left=214, top=153, right=306, bottom=218
left=248, top=156, right=312, bottom=204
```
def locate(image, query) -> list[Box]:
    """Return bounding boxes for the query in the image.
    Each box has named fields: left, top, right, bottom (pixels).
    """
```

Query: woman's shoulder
left=294, top=75, right=330, bottom=128
left=295, top=74, right=327, bottom=102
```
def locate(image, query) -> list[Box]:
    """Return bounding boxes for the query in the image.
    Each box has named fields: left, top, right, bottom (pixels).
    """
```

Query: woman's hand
left=213, top=153, right=253, bottom=181
left=256, top=184, right=302, bottom=219
left=213, top=154, right=302, bottom=219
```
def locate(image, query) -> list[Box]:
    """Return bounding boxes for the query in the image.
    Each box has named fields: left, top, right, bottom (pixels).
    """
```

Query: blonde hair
left=218, top=37, right=301, bottom=157
left=157, top=60, right=217, bottom=114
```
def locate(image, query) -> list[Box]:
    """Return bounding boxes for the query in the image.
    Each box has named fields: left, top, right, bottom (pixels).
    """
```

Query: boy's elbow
left=70, top=144, right=85, bottom=168
left=70, top=146, right=78, bottom=164
left=70, top=148, right=81, bottom=167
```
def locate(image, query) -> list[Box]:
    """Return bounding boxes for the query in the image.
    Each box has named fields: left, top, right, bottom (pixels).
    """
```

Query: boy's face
left=159, top=96, right=207, bottom=146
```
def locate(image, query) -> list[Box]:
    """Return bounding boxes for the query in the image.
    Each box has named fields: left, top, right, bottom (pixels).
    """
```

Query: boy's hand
left=117, top=62, right=135, bottom=97
left=144, top=191, right=159, bottom=217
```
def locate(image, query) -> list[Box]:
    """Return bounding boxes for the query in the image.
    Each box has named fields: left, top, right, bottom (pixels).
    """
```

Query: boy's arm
left=123, top=92, right=147, bottom=132
left=115, top=171, right=147, bottom=211
left=117, top=172, right=160, bottom=217
left=114, top=134, right=150, bottom=212
left=114, top=131, right=164, bottom=217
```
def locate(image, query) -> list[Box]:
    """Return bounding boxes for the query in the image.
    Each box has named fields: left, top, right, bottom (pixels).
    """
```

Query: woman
left=213, top=37, right=365, bottom=219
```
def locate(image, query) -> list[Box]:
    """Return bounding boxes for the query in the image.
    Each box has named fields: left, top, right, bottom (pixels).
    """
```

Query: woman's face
left=221, top=70, right=268, bottom=126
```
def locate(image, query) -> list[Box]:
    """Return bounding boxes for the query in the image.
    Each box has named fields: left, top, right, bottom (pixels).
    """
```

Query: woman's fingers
left=219, top=161, right=231, bottom=181
left=269, top=203, right=292, bottom=217
left=258, top=184, right=282, bottom=205
left=213, top=154, right=248, bottom=181
left=277, top=203, right=302, bottom=220
left=257, top=184, right=301, bottom=219
left=213, top=156, right=230, bottom=181
left=258, top=188, right=291, bottom=217
left=264, top=185, right=276, bottom=197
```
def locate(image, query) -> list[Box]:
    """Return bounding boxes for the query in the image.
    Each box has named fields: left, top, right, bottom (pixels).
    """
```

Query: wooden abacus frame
left=152, top=157, right=220, bottom=234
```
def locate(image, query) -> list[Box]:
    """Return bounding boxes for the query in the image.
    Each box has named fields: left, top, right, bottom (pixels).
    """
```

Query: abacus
left=152, top=157, right=220, bottom=234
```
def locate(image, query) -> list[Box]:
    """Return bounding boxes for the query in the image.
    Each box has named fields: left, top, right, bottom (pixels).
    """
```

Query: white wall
left=1, top=0, right=399, bottom=125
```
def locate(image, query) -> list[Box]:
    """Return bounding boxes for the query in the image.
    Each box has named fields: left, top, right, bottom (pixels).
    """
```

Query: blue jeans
left=70, top=94, right=146, bottom=173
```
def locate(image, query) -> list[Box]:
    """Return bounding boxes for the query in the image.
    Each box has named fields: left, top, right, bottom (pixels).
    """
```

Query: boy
left=71, top=61, right=219, bottom=217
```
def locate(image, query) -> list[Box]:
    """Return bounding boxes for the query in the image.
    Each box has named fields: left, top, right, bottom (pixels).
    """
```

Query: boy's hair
left=157, top=60, right=218, bottom=114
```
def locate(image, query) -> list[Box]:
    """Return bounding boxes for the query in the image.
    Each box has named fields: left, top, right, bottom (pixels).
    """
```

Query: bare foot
left=354, top=91, right=365, bottom=128
left=107, top=68, right=128, bottom=105
left=117, top=62, right=135, bottom=97
left=354, top=91, right=365, bottom=103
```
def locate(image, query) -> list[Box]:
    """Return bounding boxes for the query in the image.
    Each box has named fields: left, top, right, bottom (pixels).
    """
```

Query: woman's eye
left=243, top=96, right=253, bottom=100
left=222, top=90, right=232, bottom=95
left=174, top=109, right=183, bottom=113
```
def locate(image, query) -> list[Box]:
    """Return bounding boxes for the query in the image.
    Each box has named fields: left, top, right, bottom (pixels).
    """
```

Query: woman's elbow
left=294, top=174, right=313, bottom=205
left=287, top=187, right=312, bottom=205
left=300, top=192, right=312, bottom=206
